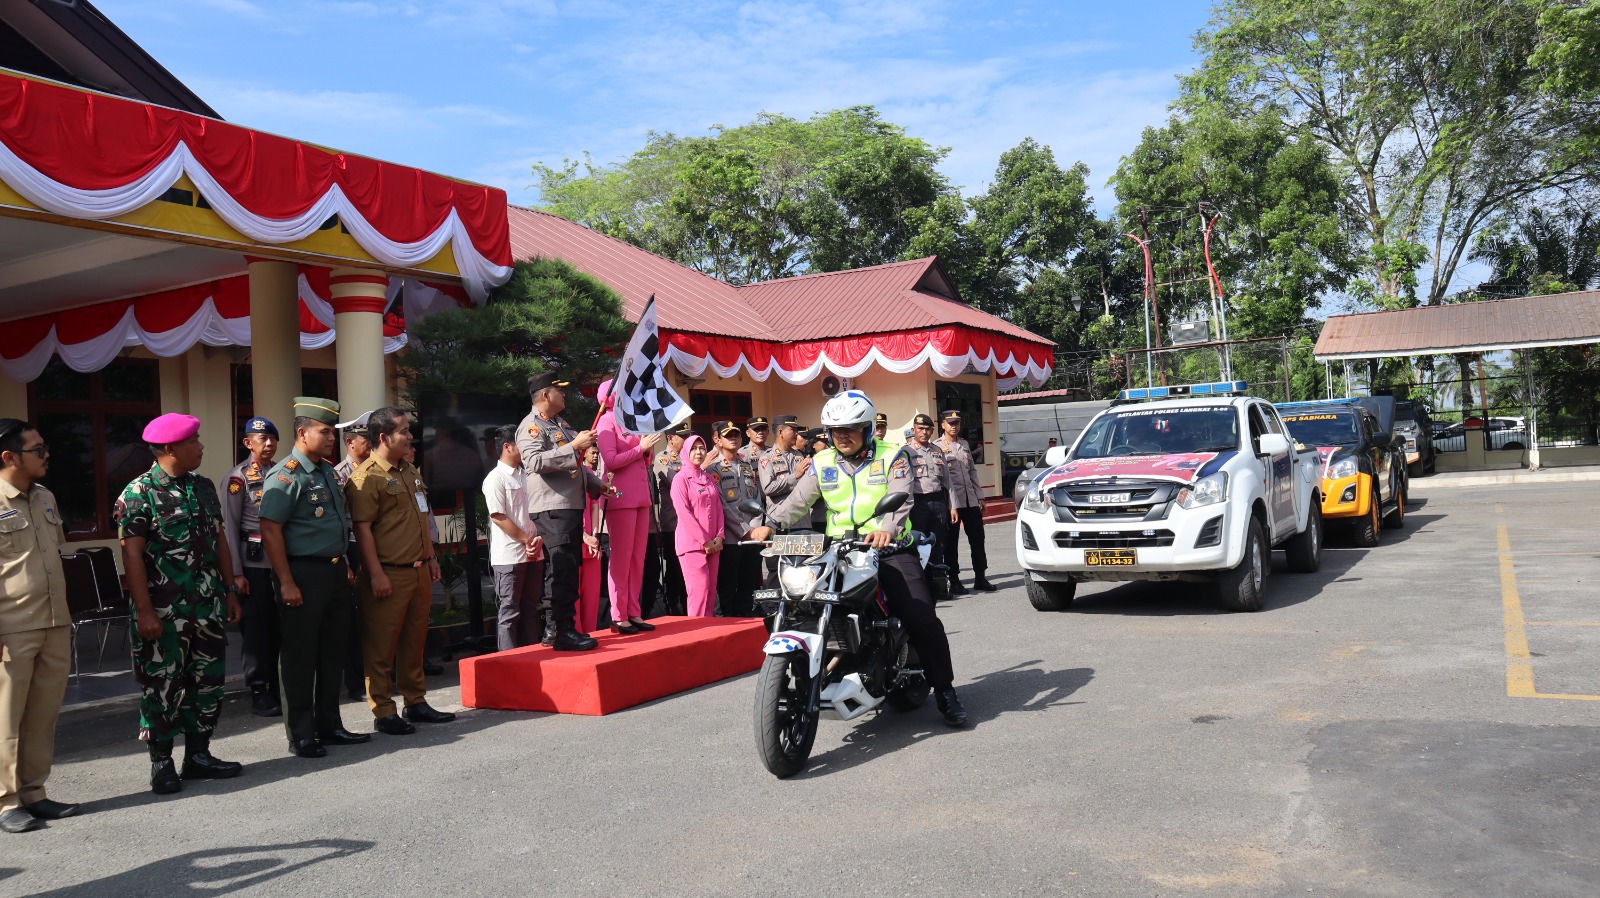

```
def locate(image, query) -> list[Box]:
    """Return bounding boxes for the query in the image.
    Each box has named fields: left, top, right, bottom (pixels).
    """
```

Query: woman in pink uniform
left=670, top=435, right=723, bottom=617
left=596, top=379, right=664, bottom=634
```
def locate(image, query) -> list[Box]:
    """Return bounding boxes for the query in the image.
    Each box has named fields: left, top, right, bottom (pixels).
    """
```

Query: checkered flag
left=613, top=295, right=693, bottom=435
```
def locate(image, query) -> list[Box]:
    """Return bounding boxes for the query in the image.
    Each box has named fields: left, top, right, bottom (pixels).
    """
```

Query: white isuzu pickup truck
left=1015, top=382, right=1324, bottom=612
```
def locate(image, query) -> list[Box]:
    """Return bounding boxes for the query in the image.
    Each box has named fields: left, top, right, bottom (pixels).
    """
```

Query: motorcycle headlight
left=1021, top=484, right=1051, bottom=513
left=1328, top=458, right=1359, bottom=479
left=1176, top=472, right=1228, bottom=509
left=779, top=565, right=821, bottom=596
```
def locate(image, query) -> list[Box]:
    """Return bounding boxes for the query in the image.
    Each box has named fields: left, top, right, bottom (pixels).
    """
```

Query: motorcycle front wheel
left=754, top=652, right=818, bottom=778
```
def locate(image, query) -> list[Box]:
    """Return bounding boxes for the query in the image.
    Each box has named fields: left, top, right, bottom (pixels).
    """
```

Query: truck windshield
left=1071, top=407, right=1239, bottom=458
left=1280, top=413, right=1360, bottom=446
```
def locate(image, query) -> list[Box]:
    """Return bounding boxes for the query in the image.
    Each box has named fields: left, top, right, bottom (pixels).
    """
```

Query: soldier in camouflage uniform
left=115, top=413, right=244, bottom=795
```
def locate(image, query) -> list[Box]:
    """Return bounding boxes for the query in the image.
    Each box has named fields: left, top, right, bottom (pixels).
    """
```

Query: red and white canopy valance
left=0, top=269, right=470, bottom=382
left=0, top=73, right=512, bottom=299
left=663, top=326, right=1053, bottom=391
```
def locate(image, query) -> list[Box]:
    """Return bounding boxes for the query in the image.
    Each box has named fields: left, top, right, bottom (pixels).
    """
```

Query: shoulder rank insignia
left=284, top=459, right=300, bottom=472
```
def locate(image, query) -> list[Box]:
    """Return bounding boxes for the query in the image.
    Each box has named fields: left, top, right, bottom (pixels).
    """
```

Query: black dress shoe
left=610, top=622, right=640, bottom=635
left=423, top=660, right=444, bottom=675
left=250, top=691, right=282, bottom=717
left=317, top=727, right=372, bottom=745
left=0, top=808, right=42, bottom=834
left=628, top=618, right=656, bottom=631
left=403, top=703, right=456, bottom=724
left=150, top=758, right=183, bottom=793
left=374, top=714, right=415, bottom=736
left=948, top=578, right=969, bottom=595
left=552, top=630, right=599, bottom=651
left=973, top=577, right=998, bottom=593
left=26, top=798, right=79, bottom=820
left=181, top=752, right=244, bottom=780
left=935, top=689, right=969, bottom=727
left=288, top=738, right=327, bottom=758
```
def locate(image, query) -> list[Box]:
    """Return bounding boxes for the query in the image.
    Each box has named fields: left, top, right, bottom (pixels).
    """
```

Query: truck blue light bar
left=1116, top=380, right=1248, bottom=402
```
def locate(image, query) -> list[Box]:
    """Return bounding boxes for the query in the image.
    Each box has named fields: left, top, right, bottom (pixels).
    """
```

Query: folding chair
left=78, top=546, right=130, bottom=667
left=60, top=552, right=123, bottom=681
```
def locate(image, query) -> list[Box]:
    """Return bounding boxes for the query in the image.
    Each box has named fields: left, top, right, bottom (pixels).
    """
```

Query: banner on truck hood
left=1037, top=452, right=1221, bottom=490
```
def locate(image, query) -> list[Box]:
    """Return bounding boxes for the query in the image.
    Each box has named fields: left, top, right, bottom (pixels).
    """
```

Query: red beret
left=143, top=413, right=201, bottom=444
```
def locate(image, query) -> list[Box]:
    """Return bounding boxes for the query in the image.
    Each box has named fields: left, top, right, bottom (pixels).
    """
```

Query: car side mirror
left=1372, top=433, right=1394, bottom=450
left=1257, top=433, right=1291, bottom=456
left=872, top=492, right=908, bottom=517
left=1043, top=446, right=1069, bottom=467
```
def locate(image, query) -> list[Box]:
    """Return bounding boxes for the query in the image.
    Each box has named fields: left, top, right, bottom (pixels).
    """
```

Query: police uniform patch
left=820, top=467, right=838, bottom=483
left=726, top=488, right=736, bottom=500
left=314, top=506, right=325, bottom=518
left=227, top=478, right=244, bottom=494
left=527, top=425, right=541, bottom=438
left=891, top=457, right=910, bottom=477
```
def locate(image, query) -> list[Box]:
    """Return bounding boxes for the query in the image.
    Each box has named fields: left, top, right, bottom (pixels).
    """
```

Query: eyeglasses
left=13, top=445, right=48, bottom=457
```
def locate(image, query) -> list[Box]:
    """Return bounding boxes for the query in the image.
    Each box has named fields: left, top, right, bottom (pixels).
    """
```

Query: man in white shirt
left=483, top=425, right=543, bottom=650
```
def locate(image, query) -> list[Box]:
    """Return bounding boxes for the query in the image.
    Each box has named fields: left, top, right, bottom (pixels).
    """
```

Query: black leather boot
left=149, top=740, right=182, bottom=794
left=181, top=733, right=243, bottom=780
left=972, top=573, right=998, bottom=593
left=935, top=689, right=969, bottom=727
left=250, top=688, right=282, bottom=717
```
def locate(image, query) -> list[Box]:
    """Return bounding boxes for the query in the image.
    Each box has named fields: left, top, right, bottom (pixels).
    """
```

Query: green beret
left=293, top=396, right=342, bottom=426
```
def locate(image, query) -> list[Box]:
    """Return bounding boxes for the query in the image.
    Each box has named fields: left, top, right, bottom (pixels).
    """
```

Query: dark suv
left=1392, top=400, right=1435, bottom=475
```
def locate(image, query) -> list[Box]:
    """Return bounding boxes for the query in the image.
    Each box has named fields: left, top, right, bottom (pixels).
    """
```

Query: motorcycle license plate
left=770, top=533, right=826, bottom=556
left=1084, top=548, right=1137, bottom=566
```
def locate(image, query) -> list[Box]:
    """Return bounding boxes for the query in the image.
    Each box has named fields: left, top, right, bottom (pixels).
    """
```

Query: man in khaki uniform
left=345, top=407, right=454, bottom=736
left=0, top=419, right=75, bottom=834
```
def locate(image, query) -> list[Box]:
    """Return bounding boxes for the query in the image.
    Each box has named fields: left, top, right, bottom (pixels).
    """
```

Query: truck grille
left=1053, top=529, right=1176, bottom=549
left=1051, top=482, right=1176, bottom=522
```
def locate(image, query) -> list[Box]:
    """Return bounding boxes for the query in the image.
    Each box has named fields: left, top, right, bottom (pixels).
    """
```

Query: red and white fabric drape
left=0, top=73, right=512, bottom=299
left=0, top=272, right=470, bottom=382
left=662, top=326, right=1053, bottom=390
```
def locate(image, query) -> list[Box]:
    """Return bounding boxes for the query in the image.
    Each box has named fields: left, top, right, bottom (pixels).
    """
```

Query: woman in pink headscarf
left=595, top=378, right=664, bottom=634
left=670, top=434, right=723, bottom=617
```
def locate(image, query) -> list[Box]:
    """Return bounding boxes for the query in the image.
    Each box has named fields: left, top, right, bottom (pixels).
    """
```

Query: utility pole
left=1200, top=207, right=1233, bottom=381
left=1125, top=226, right=1156, bottom=388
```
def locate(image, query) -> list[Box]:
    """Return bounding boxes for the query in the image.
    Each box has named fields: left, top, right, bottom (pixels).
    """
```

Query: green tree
left=397, top=258, right=632, bottom=404
left=535, top=107, right=953, bottom=284
left=1188, top=0, right=1599, bottom=308
left=1111, top=108, right=1355, bottom=339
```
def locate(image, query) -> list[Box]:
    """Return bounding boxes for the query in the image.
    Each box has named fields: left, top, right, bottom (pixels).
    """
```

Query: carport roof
left=1314, top=290, right=1600, bottom=360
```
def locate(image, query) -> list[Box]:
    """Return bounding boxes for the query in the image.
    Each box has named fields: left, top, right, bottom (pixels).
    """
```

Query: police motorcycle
left=743, top=492, right=934, bottom=778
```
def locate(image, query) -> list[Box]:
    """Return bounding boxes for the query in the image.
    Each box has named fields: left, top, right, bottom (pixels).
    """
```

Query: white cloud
left=189, top=0, right=268, bottom=18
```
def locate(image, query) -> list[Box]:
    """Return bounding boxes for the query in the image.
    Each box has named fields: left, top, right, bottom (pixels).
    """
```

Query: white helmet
left=820, top=389, right=876, bottom=430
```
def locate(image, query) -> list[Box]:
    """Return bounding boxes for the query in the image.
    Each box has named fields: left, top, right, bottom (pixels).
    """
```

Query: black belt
left=288, top=554, right=346, bottom=565
left=914, top=491, right=948, bottom=503
left=381, top=560, right=428, bottom=569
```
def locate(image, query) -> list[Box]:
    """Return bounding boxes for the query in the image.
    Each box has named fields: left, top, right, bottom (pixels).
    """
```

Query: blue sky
left=103, top=0, right=1211, bottom=212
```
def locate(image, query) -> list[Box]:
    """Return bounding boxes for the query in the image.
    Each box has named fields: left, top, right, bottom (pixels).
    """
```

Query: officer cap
left=746, top=416, right=769, bottom=430
left=773, top=414, right=801, bottom=430
left=668, top=420, right=693, bottom=438
left=874, top=413, right=888, bottom=425
left=143, top=413, right=200, bottom=444
left=913, top=413, right=935, bottom=427
left=293, top=397, right=342, bottom=426
left=941, top=409, right=962, bottom=423
left=711, top=420, right=742, bottom=439
left=336, top=410, right=372, bottom=438
left=243, top=417, right=279, bottom=438
left=527, top=372, right=570, bottom=395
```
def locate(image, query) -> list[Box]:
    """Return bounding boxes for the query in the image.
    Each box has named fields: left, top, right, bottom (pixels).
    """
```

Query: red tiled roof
left=507, top=206, right=1051, bottom=348
left=1313, top=290, right=1600, bottom=359
left=737, top=257, right=1050, bottom=345
left=506, top=207, right=773, bottom=339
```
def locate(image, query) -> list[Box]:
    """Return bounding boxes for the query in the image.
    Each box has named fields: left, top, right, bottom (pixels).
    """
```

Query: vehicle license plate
left=770, top=533, right=826, bottom=556
left=1084, top=548, right=1137, bottom=566
left=1089, top=493, right=1130, bottom=504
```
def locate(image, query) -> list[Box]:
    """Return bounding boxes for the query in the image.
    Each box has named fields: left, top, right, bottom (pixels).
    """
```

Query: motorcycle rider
left=758, top=390, right=968, bottom=726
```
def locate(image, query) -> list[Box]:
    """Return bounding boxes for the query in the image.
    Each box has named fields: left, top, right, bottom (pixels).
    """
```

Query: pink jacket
left=670, top=436, right=724, bottom=556
left=595, top=379, right=651, bottom=509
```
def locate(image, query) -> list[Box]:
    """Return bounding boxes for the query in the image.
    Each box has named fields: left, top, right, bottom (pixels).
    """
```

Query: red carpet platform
left=460, top=616, right=768, bottom=716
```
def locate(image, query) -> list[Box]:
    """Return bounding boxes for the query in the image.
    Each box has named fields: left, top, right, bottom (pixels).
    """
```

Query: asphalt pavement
left=3, top=481, right=1597, bottom=897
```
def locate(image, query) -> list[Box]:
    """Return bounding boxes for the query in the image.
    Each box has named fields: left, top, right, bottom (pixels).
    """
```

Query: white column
left=328, top=267, right=390, bottom=416
left=248, top=258, right=302, bottom=431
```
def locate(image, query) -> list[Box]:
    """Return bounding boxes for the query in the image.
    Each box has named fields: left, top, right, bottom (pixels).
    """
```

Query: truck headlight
left=780, top=565, right=821, bottom=596
left=1176, top=472, right=1227, bottom=509
left=1328, top=458, right=1358, bottom=480
left=1021, top=485, right=1051, bottom=513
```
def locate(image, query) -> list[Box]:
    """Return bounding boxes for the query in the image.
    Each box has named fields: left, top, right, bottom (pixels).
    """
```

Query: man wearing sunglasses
left=0, top=420, right=77, bottom=833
